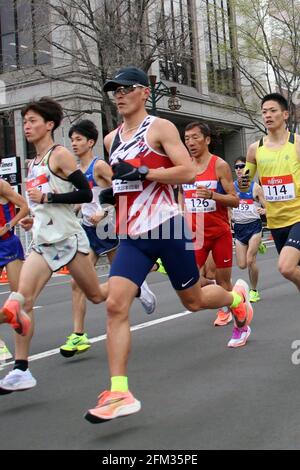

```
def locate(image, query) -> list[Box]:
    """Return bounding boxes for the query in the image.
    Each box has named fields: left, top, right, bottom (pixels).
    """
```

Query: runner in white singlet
left=0, top=97, right=109, bottom=395
left=232, top=157, right=266, bottom=302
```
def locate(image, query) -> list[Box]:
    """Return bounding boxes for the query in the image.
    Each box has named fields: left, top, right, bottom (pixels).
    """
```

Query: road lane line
left=0, top=310, right=192, bottom=371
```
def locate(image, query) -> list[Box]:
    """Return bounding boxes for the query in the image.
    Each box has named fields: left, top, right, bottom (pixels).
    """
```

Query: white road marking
left=0, top=241, right=275, bottom=371
left=0, top=310, right=192, bottom=371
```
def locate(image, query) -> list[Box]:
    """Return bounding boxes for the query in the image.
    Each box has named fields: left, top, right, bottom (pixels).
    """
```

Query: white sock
left=8, top=292, right=25, bottom=306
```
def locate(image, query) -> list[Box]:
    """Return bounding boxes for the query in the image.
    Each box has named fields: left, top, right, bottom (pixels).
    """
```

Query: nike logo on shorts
left=223, top=259, right=231, bottom=263
left=181, top=278, right=194, bottom=288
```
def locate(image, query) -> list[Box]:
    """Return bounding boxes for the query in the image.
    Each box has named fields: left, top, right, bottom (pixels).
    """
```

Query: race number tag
left=112, top=179, right=143, bottom=194
left=184, top=196, right=216, bottom=213
left=233, top=199, right=255, bottom=215
left=26, top=174, right=51, bottom=208
left=261, top=175, right=295, bottom=202
left=182, top=183, right=216, bottom=213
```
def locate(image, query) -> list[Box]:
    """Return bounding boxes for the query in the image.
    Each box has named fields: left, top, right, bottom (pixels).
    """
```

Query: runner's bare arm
left=212, top=160, right=239, bottom=207
left=0, top=180, right=29, bottom=229
left=246, top=142, right=258, bottom=165
left=51, top=146, right=80, bottom=177
left=146, top=119, right=196, bottom=185
left=94, top=159, right=113, bottom=188
left=104, top=131, right=117, bottom=156
left=253, top=182, right=266, bottom=214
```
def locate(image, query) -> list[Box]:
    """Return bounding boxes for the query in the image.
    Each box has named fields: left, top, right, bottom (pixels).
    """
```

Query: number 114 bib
left=261, top=175, right=295, bottom=202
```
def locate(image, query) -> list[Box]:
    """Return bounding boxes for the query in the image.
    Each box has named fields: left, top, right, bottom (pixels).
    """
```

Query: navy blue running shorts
left=109, top=215, right=200, bottom=290
left=271, top=222, right=300, bottom=254
left=234, top=219, right=262, bottom=246
left=0, top=234, right=25, bottom=268
left=82, top=224, right=119, bottom=256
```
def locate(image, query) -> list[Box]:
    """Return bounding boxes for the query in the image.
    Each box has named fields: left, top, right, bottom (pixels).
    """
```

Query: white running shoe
left=139, top=281, right=157, bottom=315
left=0, top=369, right=37, bottom=394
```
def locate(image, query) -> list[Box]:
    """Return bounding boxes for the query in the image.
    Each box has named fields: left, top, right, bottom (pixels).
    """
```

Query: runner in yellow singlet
left=241, top=93, right=300, bottom=290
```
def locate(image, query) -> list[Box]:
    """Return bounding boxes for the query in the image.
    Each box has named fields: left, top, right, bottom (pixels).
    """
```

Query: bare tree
left=228, top=0, right=300, bottom=132
left=26, top=0, right=194, bottom=131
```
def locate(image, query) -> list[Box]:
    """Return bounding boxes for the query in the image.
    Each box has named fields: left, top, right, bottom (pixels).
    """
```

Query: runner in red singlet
left=183, top=122, right=238, bottom=328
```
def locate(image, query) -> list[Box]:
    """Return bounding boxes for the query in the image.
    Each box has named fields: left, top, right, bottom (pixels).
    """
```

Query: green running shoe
left=258, top=242, right=267, bottom=255
left=156, top=258, right=167, bottom=275
left=60, top=333, right=91, bottom=358
left=249, top=289, right=261, bottom=303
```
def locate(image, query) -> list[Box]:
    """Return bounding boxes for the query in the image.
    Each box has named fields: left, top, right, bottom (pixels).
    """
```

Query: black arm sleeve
left=48, top=170, right=93, bottom=204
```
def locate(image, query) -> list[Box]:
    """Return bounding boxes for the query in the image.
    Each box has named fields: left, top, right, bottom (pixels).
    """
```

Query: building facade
left=0, top=0, right=261, bottom=186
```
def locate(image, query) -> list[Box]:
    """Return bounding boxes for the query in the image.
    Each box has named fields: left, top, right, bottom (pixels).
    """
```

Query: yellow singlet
left=256, top=133, right=300, bottom=229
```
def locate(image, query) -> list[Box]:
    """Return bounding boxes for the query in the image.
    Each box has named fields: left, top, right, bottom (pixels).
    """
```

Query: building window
left=0, top=0, right=50, bottom=73
left=158, top=0, right=196, bottom=87
left=204, top=0, right=236, bottom=96
left=0, top=113, right=16, bottom=157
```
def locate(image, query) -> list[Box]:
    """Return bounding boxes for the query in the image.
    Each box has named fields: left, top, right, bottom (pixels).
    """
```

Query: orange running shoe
left=2, top=292, right=31, bottom=336
left=214, top=309, right=233, bottom=326
left=85, top=390, right=141, bottom=423
left=231, top=279, right=253, bottom=327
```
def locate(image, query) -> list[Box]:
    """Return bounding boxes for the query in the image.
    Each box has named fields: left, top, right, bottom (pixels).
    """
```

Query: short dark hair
left=21, top=97, right=63, bottom=131
left=234, top=156, right=246, bottom=165
left=185, top=121, right=211, bottom=138
left=68, top=120, right=99, bottom=144
left=261, top=93, right=288, bottom=111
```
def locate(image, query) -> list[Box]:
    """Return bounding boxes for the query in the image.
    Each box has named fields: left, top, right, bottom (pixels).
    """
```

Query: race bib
left=112, top=179, right=143, bottom=194
left=261, top=175, right=295, bottom=202
left=26, top=173, right=51, bottom=207
left=184, top=197, right=216, bottom=213
left=183, top=181, right=217, bottom=213
left=233, top=199, right=255, bottom=215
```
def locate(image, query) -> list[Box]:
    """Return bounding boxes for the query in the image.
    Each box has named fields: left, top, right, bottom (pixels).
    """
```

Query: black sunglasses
left=235, top=164, right=246, bottom=169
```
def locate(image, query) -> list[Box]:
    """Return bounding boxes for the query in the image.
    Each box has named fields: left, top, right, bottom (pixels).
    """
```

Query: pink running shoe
left=228, top=326, right=251, bottom=348
left=231, top=279, right=253, bottom=327
left=214, top=309, right=233, bottom=326
left=85, top=390, right=141, bottom=423
left=2, top=292, right=31, bottom=336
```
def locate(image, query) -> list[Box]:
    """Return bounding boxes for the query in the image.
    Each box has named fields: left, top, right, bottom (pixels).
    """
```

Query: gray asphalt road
left=1, top=245, right=300, bottom=450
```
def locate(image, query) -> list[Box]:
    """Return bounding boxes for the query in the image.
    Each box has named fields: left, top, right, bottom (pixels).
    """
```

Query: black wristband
left=40, top=193, right=46, bottom=204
